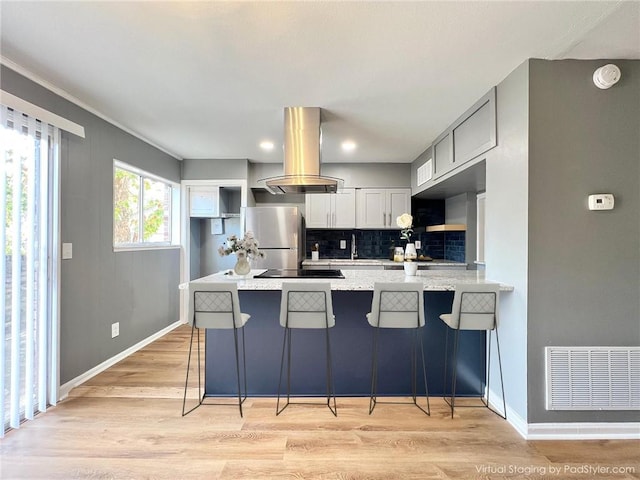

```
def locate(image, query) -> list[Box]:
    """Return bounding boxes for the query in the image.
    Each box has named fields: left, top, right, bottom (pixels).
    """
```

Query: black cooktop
left=254, top=269, right=344, bottom=279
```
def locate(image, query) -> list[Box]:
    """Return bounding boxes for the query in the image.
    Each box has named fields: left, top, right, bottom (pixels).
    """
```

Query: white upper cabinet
left=356, top=188, right=411, bottom=229
left=356, top=189, right=385, bottom=228
left=189, top=186, right=220, bottom=217
left=333, top=189, right=357, bottom=228
left=305, top=189, right=356, bottom=228
left=188, top=185, right=242, bottom=218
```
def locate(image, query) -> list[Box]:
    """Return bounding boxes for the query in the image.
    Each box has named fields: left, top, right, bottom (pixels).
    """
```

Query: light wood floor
left=1, top=324, right=638, bottom=479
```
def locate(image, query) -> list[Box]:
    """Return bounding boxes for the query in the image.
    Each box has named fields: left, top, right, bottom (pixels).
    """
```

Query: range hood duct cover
left=262, top=107, right=343, bottom=194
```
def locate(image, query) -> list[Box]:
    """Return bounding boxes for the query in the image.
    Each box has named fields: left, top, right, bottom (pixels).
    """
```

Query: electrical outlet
left=340, top=240, right=346, bottom=249
left=111, top=322, right=119, bottom=338
left=415, top=240, right=422, bottom=250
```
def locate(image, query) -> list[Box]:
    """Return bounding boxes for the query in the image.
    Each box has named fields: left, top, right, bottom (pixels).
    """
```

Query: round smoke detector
left=593, top=64, right=621, bottom=89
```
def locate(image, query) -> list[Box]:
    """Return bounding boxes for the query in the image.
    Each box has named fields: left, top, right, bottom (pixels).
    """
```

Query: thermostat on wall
left=588, top=194, right=615, bottom=210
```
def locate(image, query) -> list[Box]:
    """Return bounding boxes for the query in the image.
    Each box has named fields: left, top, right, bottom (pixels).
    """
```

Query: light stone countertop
left=183, top=269, right=513, bottom=292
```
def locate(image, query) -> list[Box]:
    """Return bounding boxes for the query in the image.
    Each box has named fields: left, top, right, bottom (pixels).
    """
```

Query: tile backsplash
left=306, top=229, right=464, bottom=262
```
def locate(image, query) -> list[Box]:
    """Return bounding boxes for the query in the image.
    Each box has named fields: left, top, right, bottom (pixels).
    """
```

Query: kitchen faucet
left=351, top=233, right=358, bottom=260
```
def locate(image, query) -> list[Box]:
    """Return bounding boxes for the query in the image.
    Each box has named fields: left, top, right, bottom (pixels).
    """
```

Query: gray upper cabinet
left=433, top=131, right=454, bottom=179
left=430, top=87, right=496, bottom=181
left=452, top=88, right=496, bottom=166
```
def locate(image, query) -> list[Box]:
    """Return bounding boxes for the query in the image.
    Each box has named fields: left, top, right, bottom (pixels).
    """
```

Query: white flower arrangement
left=218, top=231, right=265, bottom=260
left=396, top=213, right=413, bottom=241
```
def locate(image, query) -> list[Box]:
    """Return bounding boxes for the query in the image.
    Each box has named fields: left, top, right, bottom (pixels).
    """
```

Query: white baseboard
left=59, top=320, right=184, bottom=400
left=525, top=422, right=640, bottom=440
left=487, top=387, right=639, bottom=440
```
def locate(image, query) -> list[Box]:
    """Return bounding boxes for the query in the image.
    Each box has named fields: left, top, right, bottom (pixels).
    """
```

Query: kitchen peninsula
left=184, top=269, right=513, bottom=398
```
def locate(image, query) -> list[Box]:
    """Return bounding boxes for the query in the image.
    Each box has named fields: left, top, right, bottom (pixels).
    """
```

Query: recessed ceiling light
left=260, top=141, right=274, bottom=151
left=341, top=140, right=356, bottom=152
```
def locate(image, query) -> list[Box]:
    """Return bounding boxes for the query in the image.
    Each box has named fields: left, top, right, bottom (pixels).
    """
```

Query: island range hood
left=261, top=107, right=344, bottom=194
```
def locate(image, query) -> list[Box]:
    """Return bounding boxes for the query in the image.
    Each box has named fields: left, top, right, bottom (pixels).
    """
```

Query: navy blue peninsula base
left=187, top=269, right=515, bottom=398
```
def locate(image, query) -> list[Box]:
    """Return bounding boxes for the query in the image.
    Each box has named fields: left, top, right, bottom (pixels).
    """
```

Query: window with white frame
left=113, top=160, right=179, bottom=249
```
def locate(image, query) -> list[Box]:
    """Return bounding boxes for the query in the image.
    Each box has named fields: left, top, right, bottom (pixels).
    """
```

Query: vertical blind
left=1, top=104, right=60, bottom=436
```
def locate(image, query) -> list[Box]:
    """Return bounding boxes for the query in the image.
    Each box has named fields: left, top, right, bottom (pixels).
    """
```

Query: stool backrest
left=368, top=282, right=425, bottom=328
left=449, top=283, right=500, bottom=331
left=189, top=282, right=244, bottom=329
left=280, top=282, right=335, bottom=329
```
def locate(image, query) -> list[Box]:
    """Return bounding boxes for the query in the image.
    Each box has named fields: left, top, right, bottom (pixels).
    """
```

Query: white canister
left=403, top=261, right=418, bottom=276
left=311, top=251, right=319, bottom=261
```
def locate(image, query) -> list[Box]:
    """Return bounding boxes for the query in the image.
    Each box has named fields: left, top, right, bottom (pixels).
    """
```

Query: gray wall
left=527, top=59, right=640, bottom=423
left=1, top=65, right=181, bottom=384
left=485, top=60, right=530, bottom=422
left=181, top=158, right=248, bottom=180
left=249, top=162, right=411, bottom=189
left=323, top=163, right=411, bottom=188
left=445, top=192, right=477, bottom=267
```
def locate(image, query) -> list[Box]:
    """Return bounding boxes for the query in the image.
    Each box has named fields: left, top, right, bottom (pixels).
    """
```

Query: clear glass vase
left=233, top=251, right=251, bottom=276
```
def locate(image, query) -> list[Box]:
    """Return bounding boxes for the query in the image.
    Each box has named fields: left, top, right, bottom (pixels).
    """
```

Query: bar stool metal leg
left=183, top=324, right=203, bottom=416
left=232, top=326, right=248, bottom=418
left=369, top=326, right=429, bottom=415
left=443, top=327, right=461, bottom=418
left=369, top=326, right=381, bottom=414
left=415, top=330, right=430, bottom=415
left=276, top=327, right=296, bottom=415
left=325, top=325, right=337, bottom=416
left=183, top=325, right=248, bottom=417
left=484, top=328, right=506, bottom=419
left=444, top=327, right=506, bottom=419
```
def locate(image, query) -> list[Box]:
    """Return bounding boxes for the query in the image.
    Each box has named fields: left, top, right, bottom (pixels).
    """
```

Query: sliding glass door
left=1, top=105, right=60, bottom=436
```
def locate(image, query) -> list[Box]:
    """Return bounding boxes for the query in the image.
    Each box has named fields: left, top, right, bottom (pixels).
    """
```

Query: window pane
left=142, top=178, right=170, bottom=243
left=113, top=161, right=176, bottom=248
left=113, top=167, right=140, bottom=244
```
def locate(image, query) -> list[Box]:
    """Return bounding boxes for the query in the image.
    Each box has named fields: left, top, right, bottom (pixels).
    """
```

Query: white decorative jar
left=233, top=251, right=251, bottom=276
left=403, top=261, right=418, bottom=276
left=404, top=243, right=417, bottom=261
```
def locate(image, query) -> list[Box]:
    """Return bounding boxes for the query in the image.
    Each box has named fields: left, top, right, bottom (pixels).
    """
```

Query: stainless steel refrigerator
left=244, top=206, right=304, bottom=269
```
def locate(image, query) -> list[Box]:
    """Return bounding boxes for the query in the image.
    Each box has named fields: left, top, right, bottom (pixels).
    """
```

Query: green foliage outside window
left=113, top=164, right=171, bottom=246
left=4, top=149, right=29, bottom=256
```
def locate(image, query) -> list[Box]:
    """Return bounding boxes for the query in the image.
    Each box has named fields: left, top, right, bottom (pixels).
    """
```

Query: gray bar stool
left=440, top=283, right=506, bottom=419
left=182, top=282, right=250, bottom=417
left=276, top=282, right=337, bottom=416
left=367, top=282, right=430, bottom=415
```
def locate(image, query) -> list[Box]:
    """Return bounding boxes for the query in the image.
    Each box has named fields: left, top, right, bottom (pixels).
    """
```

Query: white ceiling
left=1, top=1, right=639, bottom=164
